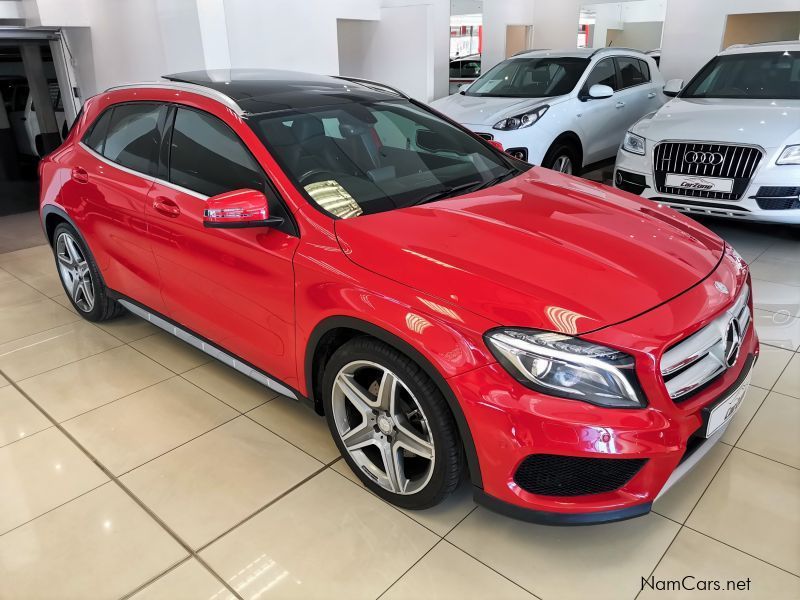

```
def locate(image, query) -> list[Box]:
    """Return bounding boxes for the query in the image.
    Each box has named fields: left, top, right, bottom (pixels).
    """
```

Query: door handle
left=70, top=167, right=89, bottom=184
left=648, top=92, right=657, bottom=98
left=615, top=101, right=626, bottom=109
left=152, top=197, right=181, bottom=218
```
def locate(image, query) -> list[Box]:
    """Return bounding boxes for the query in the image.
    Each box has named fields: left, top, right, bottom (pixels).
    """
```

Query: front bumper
left=449, top=254, right=759, bottom=524
left=614, top=145, right=800, bottom=224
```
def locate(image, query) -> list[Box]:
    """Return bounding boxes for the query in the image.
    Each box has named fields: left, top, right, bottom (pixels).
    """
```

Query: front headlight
left=776, top=145, right=800, bottom=165
left=493, top=105, right=549, bottom=131
left=485, top=328, right=645, bottom=408
left=622, top=131, right=646, bottom=155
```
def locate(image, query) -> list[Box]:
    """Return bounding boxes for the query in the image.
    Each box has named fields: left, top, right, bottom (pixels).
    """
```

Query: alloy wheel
left=56, top=232, right=95, bottom=312
left=552, top=155, right=573, bottom=174
left=331, top=360, right=435, bottom=495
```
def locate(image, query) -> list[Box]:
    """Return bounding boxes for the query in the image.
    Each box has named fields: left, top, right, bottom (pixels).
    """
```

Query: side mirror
left=663, top=79, right=684, bottom=97
left=203, top=189, right=282, bottom=229
left=588, top=84, right=614, bottom=99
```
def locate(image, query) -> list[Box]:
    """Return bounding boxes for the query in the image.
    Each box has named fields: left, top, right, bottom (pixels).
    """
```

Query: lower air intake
left=513, top=454, right=647, bottom=496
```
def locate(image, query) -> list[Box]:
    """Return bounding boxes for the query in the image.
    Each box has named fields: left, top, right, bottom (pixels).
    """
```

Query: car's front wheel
left=542, top=141, right=580, bottom=176
left=322, top=337, right=463, bottom=509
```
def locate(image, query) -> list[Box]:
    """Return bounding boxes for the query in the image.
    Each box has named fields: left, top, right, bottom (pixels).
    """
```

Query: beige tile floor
left=0, top=219, right=798, bottom=600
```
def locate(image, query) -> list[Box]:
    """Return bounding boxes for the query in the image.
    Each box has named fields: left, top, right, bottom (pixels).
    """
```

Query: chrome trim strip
left=655, top=422, right=728, bottom=501
left=660, top=284, right=751, bottom=400
left=78, top=143, right=208, bottom=201
left=104, top=81, right=246, bottom=117
left=118, top=300, right=297, bottom=399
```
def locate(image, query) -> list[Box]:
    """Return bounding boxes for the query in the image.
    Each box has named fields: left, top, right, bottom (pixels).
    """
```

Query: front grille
left=514, top=454, right=646, bottom=497
left=755, top=196, right=800, bottom=210
left=653, top=142, right=763, bottom=201
left=475, top=132, right=494, bottom=141
left=660, top=284, right=751, bottom=402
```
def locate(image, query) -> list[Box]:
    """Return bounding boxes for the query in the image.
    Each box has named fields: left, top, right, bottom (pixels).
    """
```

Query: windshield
left=682, top=51, right=800, bottom=99
left=465, top=57, right=589, bottom=98
left=248, top=100, right=521, bottom=219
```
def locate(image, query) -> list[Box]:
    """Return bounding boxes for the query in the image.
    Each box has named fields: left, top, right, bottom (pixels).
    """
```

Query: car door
left=66, top=102, right=169, bottom=312
left=145, top=105, right=299, bottom=384
left=576, top=57, right=628, bottom=163
left=614, top=56, right=659, bottom=128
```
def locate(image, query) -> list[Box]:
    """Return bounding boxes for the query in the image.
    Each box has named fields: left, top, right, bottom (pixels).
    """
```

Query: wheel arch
left=547, top=131, right=584, bottom=168
left=305, top=315, right=483, bottom=488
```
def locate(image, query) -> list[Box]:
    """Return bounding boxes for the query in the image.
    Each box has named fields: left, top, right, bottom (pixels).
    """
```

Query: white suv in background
left=615, top=41, right=800, bottom=224
left=430, top=48, right=664, bottom=174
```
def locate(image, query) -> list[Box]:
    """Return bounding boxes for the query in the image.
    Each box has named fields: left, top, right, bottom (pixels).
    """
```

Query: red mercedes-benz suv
left=39, top=70, right=758, bottom=524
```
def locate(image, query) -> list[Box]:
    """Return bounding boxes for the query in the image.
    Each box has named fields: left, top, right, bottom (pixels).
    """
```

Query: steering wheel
left=299, top=168, right=337, bottom=185
left=719, top=86, right=746, bottom=96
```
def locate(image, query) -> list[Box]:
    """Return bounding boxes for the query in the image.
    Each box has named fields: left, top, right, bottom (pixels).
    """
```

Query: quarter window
left=616, top=57, right=647, bottom=88
left=82, top=109, right=113, bottom=154
left=103, top=103, right=166, bottom=176
left=169, top=107, right=266, bottom=197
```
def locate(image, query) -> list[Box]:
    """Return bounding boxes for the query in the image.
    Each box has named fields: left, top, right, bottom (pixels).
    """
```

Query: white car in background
left=615, top=40, right=800, bottom=224
left=430, top=47, right=664, bottom=174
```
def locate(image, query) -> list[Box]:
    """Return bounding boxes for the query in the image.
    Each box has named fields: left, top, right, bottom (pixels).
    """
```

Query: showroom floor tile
left=0, top=218, right=798, bottom=600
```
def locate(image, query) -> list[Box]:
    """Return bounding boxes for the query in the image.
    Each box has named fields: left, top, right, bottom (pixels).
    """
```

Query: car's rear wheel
left=543, top=141, right=580, bottom=176
left=322, top=337, right=462, bottom=509
left=53, top=223, right=124, bottom=322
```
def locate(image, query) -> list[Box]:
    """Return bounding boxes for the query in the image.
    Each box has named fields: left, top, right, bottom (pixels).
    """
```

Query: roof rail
left=589, top=46, right=647, bottom=58
left=746, top=39, right=800, bottom=47
left=332, top=76, right=409, bottom=99
left=512, top=48, right=550, bottom=57
left=104, top=80, right=246, bottom=116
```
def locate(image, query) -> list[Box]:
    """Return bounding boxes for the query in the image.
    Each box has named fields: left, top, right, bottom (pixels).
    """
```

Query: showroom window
left=616, top=57, right=648, bottom=88
left=583, top=58, right=618, bottom=92
left=169, top=107, right=266, bottom=198
left=102, top=103, right=166, bottom=176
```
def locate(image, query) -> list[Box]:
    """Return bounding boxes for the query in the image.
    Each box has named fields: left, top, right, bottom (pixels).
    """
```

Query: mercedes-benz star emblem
left=685, top=151, right=724, bottom=165
left=714, top=281, right=729, bottom=295
left=723, top=317, right=742, bottom=368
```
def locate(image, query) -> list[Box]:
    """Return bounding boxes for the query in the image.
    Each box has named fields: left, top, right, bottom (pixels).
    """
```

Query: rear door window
left=102, top=103, right=166, bottom=176
left=616, top=57, right=648, bottom=88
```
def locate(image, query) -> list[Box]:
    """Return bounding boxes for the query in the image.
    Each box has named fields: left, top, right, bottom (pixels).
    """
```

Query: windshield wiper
left=472, top=168, right=517, bottom=192
left=411, top=181, right=484, bottom=206
left=412, top=170, right=518, bottom=207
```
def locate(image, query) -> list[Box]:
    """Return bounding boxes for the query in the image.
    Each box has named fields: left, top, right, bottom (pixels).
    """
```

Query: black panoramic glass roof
left=163, top=69, right=399, bottom=115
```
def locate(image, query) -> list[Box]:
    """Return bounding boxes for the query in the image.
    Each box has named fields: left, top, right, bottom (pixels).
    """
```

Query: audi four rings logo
left=685, top=151, right=724, bottom=165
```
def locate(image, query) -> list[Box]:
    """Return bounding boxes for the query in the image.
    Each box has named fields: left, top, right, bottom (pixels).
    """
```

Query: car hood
left=430, top=93, right=560, bottom=126
left=634, top=97, right=800, bottom=147
left=335, top=168, right=725, bottom=334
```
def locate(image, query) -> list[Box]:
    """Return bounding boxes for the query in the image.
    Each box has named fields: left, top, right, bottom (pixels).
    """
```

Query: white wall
left=337, top=0, right=449, bottom=101
left=482, top=0, right=534, bottom=71
left=586, top=0, right=666, bottom=49
left=660, top=0, right=800, bottom=81
left=531, top=0, right=580, bottom=50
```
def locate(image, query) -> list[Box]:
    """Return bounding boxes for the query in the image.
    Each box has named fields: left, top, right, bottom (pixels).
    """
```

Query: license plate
left=701, top=374, right=751, bottom=438
left=665, top=174, right=734, bottom=193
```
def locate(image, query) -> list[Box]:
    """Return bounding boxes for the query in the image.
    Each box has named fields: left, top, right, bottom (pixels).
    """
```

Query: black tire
left=322, top=336, right=463, bottom=509
left=542, top=140, right=581, bottom=176
left=52, top=222, right=124, bottom=322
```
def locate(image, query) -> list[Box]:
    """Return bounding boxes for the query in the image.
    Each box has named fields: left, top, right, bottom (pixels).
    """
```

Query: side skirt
left=116, top=297, right=301, bottom=401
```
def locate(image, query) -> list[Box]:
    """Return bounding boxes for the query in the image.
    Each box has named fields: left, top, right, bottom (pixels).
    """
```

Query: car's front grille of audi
left=653, top=142, right=763, bottom=201
left=660, top=284, right=751, bottom=403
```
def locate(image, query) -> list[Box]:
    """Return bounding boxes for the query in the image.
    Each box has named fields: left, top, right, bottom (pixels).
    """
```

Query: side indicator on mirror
left=203, top=189, right=283, bottom=229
